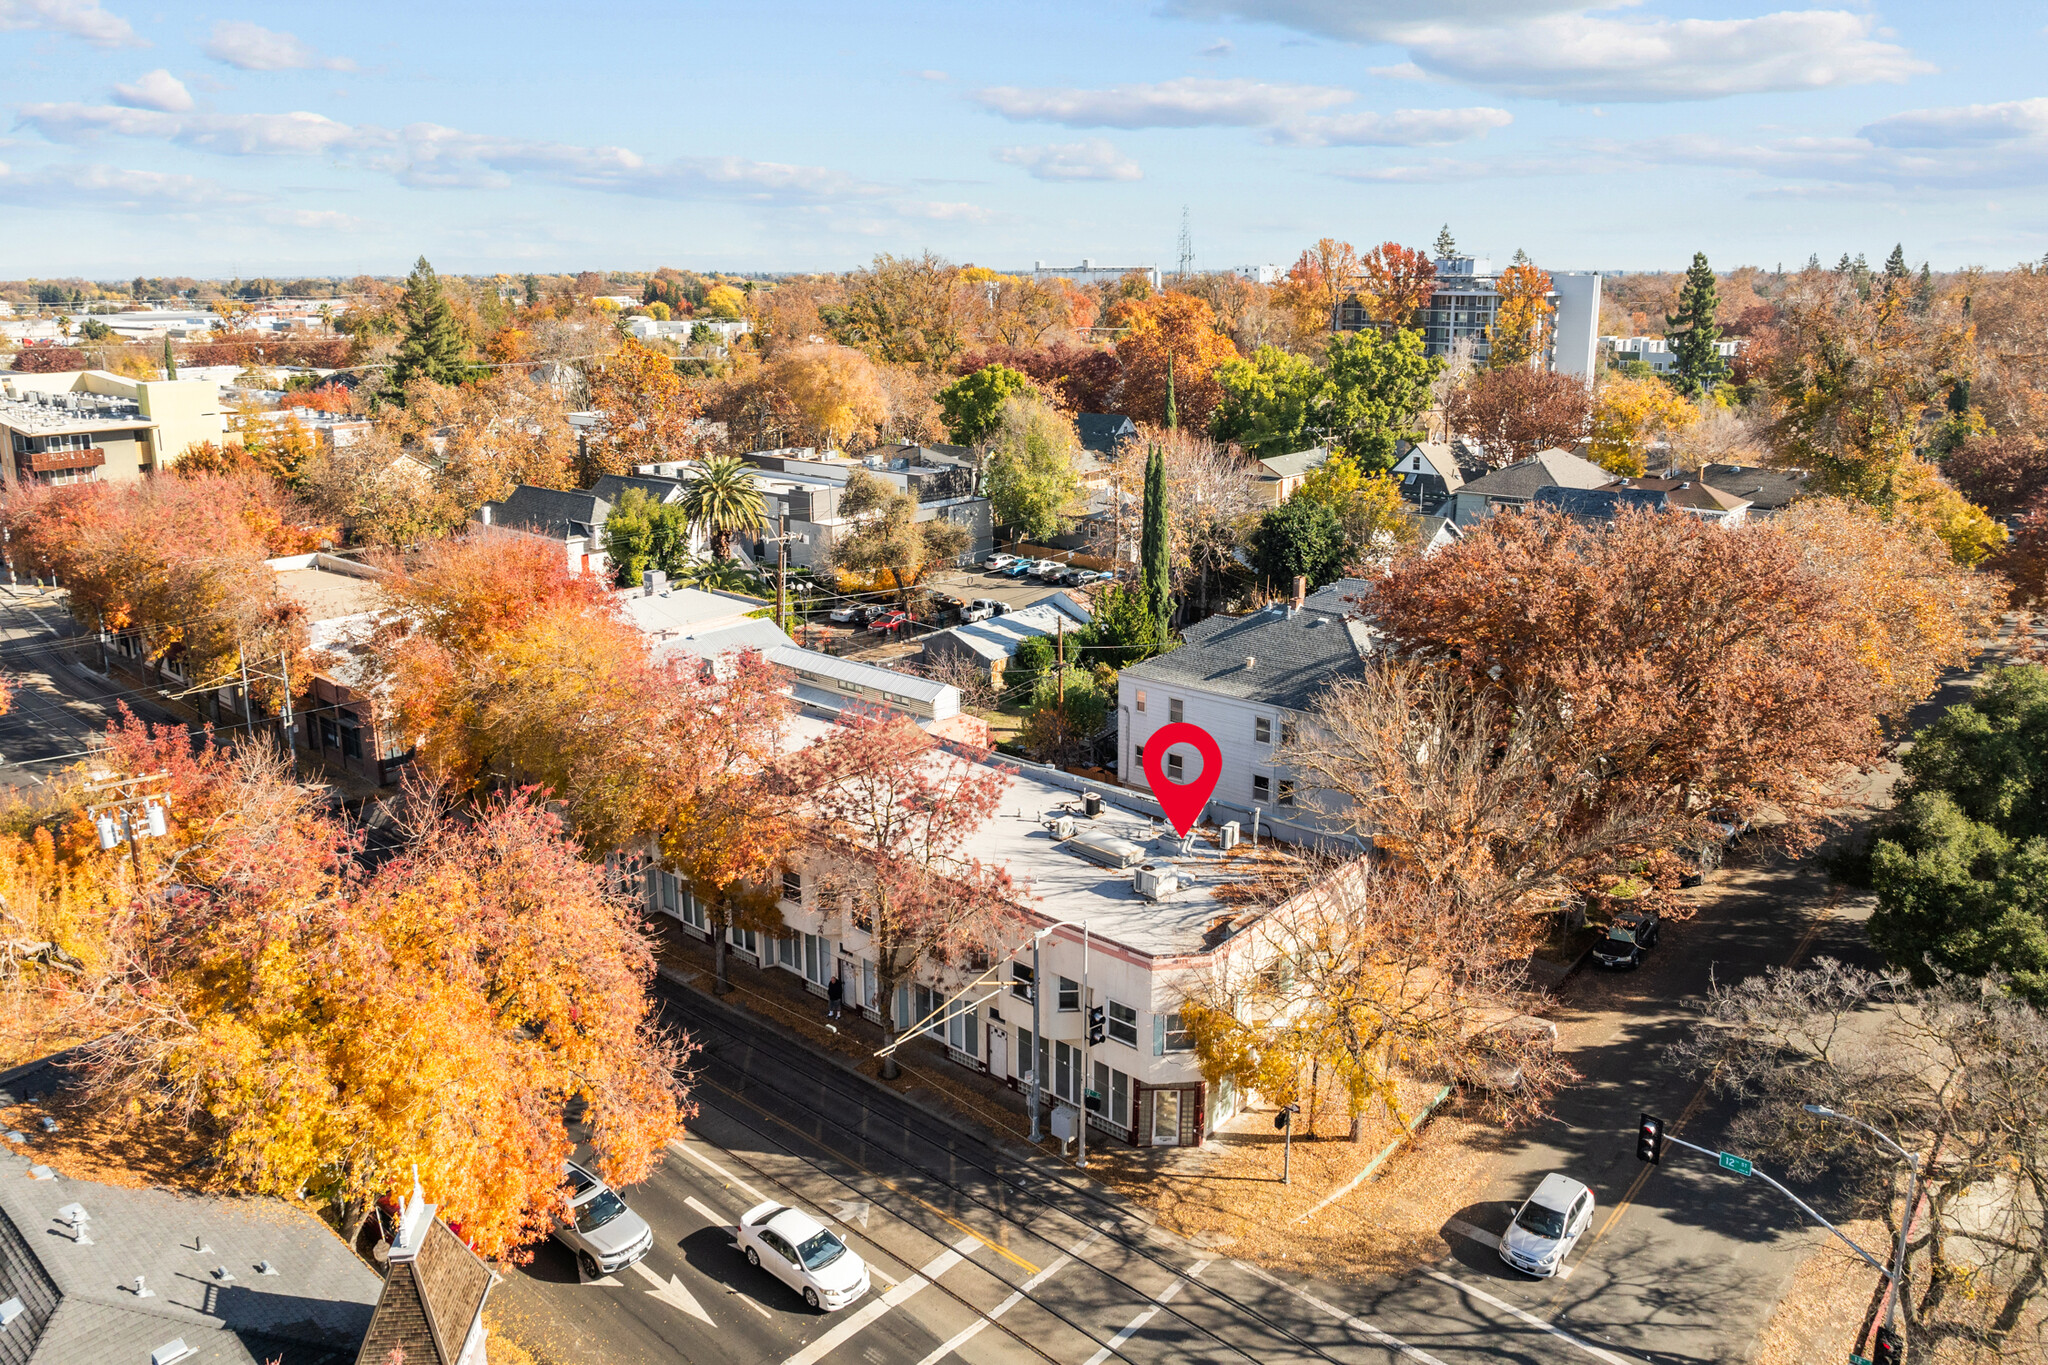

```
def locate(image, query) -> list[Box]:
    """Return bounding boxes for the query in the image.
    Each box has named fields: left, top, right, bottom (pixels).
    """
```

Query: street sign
left=1718, top=1152, right=1754, bottom=1176
left=1850, top=1354, right=1872, bottom=1365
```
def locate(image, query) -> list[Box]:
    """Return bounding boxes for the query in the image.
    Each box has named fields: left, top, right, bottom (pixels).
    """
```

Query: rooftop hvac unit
left=1066, top=829, right=1147, bottom=869
left=1218, top=821, right=1240, bottom=851
left=1052, top=815, right=1076, bottom=840
left=1133, top=862, right=1181, bottom=901
left=1082, top=790, right=1103, bottom=818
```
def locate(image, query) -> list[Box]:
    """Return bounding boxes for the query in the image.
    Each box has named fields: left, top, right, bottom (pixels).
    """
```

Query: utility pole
left=1177, top=206, right=1193, bottom=283
left=776, top=512, right=789, bottom=634
left=237, top=635, right=253, bottom=729
left=1806, top=1105, right=1921, bottom=1363
left=277, top=644, right=296, bottom=770
left=1056, top=616, right=1065, bottom=707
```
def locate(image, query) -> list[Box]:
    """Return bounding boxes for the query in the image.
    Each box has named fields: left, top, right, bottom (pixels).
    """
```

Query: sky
left=4, top=0, right=2047, bottom=279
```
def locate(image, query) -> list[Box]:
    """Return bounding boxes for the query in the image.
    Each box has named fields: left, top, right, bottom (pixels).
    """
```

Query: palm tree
left=680, top=455, right=764, bottom=559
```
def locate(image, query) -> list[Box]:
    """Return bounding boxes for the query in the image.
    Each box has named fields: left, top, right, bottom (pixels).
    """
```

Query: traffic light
left=1087, top=1006, right=1105, bottom=1046
left=1873, top=1326, right=1903, bottom=1365
left=1637, top=1113, right=1665, bottom=1164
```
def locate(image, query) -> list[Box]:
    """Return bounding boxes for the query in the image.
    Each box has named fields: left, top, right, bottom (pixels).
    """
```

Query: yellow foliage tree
left=1488, top=264, right=1554, bottom=369
left=1589, top=374, right=1698, bottom=476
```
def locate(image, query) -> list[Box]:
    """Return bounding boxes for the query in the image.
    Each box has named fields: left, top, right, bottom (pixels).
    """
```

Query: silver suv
left=554, top=1161, right=654, bottom=1279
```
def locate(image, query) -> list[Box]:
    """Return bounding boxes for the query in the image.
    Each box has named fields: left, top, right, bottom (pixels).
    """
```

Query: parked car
left=554, top=1161, right=654, bottom=1279
left=737, top=1200, right=872, bottom=1312
left=1500, top=1173, right=1595, bottom=1278
left=869, top=610, right=913, bottom=633
left=983, top=553, right=1019, bottom=572
left=1028, top=559, right=1065, bottom=580
left=1066, top=568, right=1107, bottom=585
left=1590, top=907, right=1660, bottom=970
left=1469, top=1015, right=1558, bottom=1093
left=828, top=603, right=876, bottom=625
left=960, top=598, right=1005, bottom=623
left=1002, top=559, right=1036, bottom=578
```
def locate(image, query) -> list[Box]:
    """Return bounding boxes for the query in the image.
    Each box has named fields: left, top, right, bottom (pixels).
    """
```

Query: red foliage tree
left=9, top=346, right=87, bottom=373
left=786, top=710, right=1018, bottom=1079
left=1445, top=366, right=1593, bottom=465
left=1358, top=242, right=1438, bottom=334
left=1364, top=507, right=1891, bottom=855
left=955, top=342, right=1123, bottom=415
left=1944, top=429, right=2048, bottom=514
left=1993, top=492, right=2048, bottom=609
left=279, top=382, right=356, bottom=414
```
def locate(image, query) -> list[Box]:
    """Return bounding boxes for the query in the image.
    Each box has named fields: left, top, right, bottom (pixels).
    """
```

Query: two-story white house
left=1115, top=579, right=1377, bottom=850
left=648, top=711, right=1321, bottom=1148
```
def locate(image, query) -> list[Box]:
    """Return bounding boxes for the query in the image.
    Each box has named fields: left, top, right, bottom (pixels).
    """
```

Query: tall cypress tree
left=387, top=256, right=471, bottom=399
left=1665, top=251, right=1725, bottom=399
left=1164, top=353, right=1178, bottom=431
left=162, top=335, right=176, bottom=380
left=1140, top=442, right=1172, bottom=641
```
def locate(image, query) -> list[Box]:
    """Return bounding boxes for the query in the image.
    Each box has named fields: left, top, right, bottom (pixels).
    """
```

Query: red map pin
left=1141, top=722, right=1222, bottom=837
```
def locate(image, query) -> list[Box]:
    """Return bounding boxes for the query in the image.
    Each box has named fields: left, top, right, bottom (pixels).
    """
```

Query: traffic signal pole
left=1635, top=1114, right=1894, bottom=1282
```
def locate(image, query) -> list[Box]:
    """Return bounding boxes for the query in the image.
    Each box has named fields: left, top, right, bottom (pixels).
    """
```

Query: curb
left=655, top=964, right=1201, bottom=1247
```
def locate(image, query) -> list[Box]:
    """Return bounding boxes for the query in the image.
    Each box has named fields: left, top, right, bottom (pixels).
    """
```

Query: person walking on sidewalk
left=827, top=973, right=843, bottom=1020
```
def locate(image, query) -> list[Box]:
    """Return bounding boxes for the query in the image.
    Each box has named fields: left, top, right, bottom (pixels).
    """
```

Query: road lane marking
left=1234, top=1260, right=1450, bottom=1365
left=1445, top=1218, right=1574, bottom=1279
left=669, top=1137, right=769, bottom=1203
left=779, top=1234, right=981, bottom=1365
left=629, top=1258, right=716, bottom=1326
left=1422, top=1268, right=1634, bottom=1365
left=1082, top=1257, right=1215, bottom=1365
left=705, top=1075, right=1039, bottom=1274
left=910, top=1235, right=1095, bottom=1365
left=1590, top=885, right=1840, bottom=1251
left=684, top=1195, right=729, bottom=1226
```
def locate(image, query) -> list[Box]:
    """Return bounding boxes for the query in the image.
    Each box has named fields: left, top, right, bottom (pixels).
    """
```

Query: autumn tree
left=786, top=710, right=1016, bottom=1079
left=2, top=720, right=687, bottom=1261
left=760, top=343, right=888, bottom=448
left=1992, top=492, right=2048, bottom=607
left=584, top=338, right=699, bottom=476
left=1182, top=867, right=1570, bottom=1140
left=828, top=468, right=969, bottom=606
left=1588, top=373, right=1698, bottom=475
left=830, top=252, right=967, bottom=370
left=984, top=393, right=1085, bottom=541
left=1445, top=366, right=1592, bottom=463
left=373, top=531, right=674, bottom=853
left=1293, top=454, right=1416, bottom=568
left=1111, top=292, right=1240, bottom=430
left=1679, top=959, right=2048, bottom=1353
left=1487, top=263, right=1554, bottom=369
left=1356, top=242, right=1438, bottom=335
left=955, top=343, right=1122, bottom=416
left=1273, top=238, right=1360, bottom=337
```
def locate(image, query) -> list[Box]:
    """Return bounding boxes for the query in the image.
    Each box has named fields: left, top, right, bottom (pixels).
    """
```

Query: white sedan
left=1499, top=1172, right=1595, bottom=1278
left=737, top=1200, right=871, bottom=1312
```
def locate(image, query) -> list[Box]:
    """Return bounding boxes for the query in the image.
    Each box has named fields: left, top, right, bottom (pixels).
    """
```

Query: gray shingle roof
left=1458, top=449, right=1611, bottom=501
left=1119, top=606, right=1373, bottom=710
left=587, top=474, right=683, bottom=506
left=489, top=486, right=611, bottom=540
left=0, top=1152, right=381, bottom=1365
left=1535, top=485, right=1671, bottom=521
left=1701, top=463, right=1808, bottom=510
left=1399, top=441, right=1464, bottom=488
left=1075, top=414, right=1137, bottom=454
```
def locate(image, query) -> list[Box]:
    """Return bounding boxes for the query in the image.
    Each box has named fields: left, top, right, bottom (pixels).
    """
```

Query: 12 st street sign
left=1718, top=1152, right=1754, bottom=1176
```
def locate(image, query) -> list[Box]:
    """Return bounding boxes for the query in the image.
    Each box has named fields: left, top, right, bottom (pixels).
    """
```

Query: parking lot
left=798, top=561, right=1109, bottom=662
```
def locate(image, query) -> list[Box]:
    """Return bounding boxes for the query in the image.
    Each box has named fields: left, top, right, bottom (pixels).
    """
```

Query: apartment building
left=1339, top=257, right=1602, bottom=378
left=0, top=370, right=225, bottom=487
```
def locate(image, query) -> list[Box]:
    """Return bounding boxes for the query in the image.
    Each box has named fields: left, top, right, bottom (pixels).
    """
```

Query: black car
left=1589, top=908, right=1661, bottom=969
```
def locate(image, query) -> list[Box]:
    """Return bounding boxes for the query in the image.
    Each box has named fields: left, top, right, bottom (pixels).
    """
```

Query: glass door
left=1152, top=1089, right=1181, bottom=1146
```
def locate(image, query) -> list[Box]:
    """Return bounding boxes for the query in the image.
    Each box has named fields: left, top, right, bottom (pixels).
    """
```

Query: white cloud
left=917, top=69, right=948, bottom=82
left=995, top=139, right=1143, bottom=182
left=973, top=77, right=1350, bottom=128
left=1330, top=156, right=1557, bottom=184
left=1368, top=62, right=1430, bottom=82
left=1861, top=97, right=2048, bottom=148
left=203, top=20, right=354, bottom=72
left=266, top=207, right=362, bottom=230
left=110, top=68, right=192, bottom=112
left=1271, top=106, right=1510, bottom=147
left=14, top=101, right=893, bottom=206
left=0, top=0, right=141, bottom=48
left=1200, top=40, right=1233, bottom=57
left=1163, top=2, right=1930, bottom=103
left=0, top=160, right=254, bottom=210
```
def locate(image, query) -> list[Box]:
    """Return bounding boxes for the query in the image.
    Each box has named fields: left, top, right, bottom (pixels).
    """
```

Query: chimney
left=388, top=1167, right=434, bottom=1265
left=1291, top=576, right=1307, bottom=612
left=479, top=504, right=492, bottom=526
left=1244, top=655, right=1256, bottom=671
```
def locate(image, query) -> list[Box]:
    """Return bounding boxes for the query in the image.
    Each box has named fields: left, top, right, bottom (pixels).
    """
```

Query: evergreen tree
left=387, top=256, right=471, bottom=399
left=1511, top=247, right=1531, bottom=266
left=1433, top=225, right=1457, bottom=259
left=1664, top=251, right=1726, bottom=399
left=1884, top=243, right=1909, bottom=281
left=1164, top=353, right=1178, bottom=431
left=1806, top=254, right=1821, bottom=271
left=1835, top=253, right=1854, bottom=273
left=1140, top=442, right=1172, bottom=640
left=162, top=335, right=176, bottom=380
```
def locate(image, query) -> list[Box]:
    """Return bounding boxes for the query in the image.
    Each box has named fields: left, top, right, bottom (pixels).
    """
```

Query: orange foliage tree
left=1109, top=292, right=1241, bottom=429
left=584, top=339, right=700, bottom=477
left=0, top=717, right=687, bottom=1260
left=1358, top=242, right=1438, bottom=334
left=1273, top=238, right=1360, bottom=336
left=1488, top=263, right=1554, bottom=368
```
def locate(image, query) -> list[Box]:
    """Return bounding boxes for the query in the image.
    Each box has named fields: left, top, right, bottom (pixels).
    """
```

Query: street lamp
left=1806, top=1103, right=1919, bottom=1357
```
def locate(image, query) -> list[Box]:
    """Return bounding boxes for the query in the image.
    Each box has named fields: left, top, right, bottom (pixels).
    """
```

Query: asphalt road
left=499, top=974, right=1666, bottom=1365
